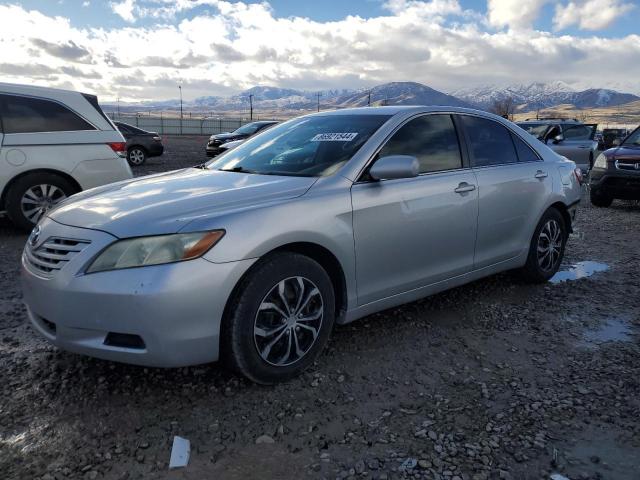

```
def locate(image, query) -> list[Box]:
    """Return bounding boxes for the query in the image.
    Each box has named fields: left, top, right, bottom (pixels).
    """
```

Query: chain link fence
left=106, top=112, right=281, bottom=136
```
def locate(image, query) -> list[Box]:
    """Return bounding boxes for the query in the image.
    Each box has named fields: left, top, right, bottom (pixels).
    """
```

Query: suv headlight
left=86, top=231, right=225, bottom=273
left=594, top=153, right=608, bottom=169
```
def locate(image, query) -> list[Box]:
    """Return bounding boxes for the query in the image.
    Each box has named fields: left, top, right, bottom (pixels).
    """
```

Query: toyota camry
left=22, top=106, right=582, bottom=384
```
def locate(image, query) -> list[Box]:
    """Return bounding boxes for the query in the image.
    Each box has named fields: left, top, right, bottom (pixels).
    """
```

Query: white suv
left=0, top=83, right=132, bottom=230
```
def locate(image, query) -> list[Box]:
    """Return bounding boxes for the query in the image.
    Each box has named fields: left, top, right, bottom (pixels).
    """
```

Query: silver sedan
left=21, top=106, right=582, bottom=384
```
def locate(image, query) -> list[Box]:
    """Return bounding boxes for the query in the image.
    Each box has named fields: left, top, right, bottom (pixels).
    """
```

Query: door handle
left=535, top=170, right=548, bottom=179
left=454, top=182, right=476, bottom=194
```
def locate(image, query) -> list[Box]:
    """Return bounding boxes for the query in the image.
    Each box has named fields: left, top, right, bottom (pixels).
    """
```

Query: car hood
left=610, top=145, right=640, bottom=161
left=49, top=168, right=317, bottom=238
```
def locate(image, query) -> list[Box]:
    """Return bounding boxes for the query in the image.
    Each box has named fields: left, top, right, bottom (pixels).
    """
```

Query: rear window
left=511, top=133, right=541, bottom=162
left=0, top=94, right=95, bottom=134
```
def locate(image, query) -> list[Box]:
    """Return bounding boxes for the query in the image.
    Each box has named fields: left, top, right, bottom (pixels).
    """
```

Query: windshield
left=232, top=123, right=264, bottom=135
left=622, top=128, right=640, bottom=147
left=517, top=123, right=549, bottom=139
left=208, top=114, right=391, bottom=177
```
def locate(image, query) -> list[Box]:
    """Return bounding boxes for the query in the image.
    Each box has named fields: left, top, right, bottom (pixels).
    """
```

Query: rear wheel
left=127, top=147, right=147, bottom=166
left=519, top=208, right=567, bottom=283
left=5, top=172, right=76, bottom=231
left=222, top=252, right=335, bottom=384
left=590, top=189, right=613, bottom=207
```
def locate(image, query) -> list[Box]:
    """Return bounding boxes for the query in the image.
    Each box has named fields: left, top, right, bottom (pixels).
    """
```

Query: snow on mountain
left=329, top=82, right=472, bottom=108
left=451, top=82, right=639, bottom=111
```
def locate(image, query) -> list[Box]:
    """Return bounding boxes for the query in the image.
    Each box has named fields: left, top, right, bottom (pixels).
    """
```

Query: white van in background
left=0, top=83, right=132, bottom=230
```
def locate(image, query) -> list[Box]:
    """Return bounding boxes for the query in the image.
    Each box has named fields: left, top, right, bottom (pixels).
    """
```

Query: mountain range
left=105, top=81, right=640, bottom=115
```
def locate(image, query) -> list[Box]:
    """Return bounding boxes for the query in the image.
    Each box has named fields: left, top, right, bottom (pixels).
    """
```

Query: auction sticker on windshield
left=311, top=133, right=358, bottom=142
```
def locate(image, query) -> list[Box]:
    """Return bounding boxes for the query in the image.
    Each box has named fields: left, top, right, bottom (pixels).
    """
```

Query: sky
left=0, top=0, right=639, bottom=102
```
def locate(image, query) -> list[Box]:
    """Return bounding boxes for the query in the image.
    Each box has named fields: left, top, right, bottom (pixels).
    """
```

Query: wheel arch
left=128, top=144, right=148, bottom=154
left=548, top=201, right=572, bottom=235
left=222, top=241, right=349, bottom=327
left=0, top=168, right=82, bottom=210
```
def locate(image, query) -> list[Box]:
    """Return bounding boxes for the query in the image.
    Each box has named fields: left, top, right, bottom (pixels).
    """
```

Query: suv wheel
left=590, top=189, right=613, bottom=208
left=519, top=208, right=567, bottom=283
left=5, top=172, right=76, bottom=231
left=222, top=252, right=335, bottom=384
left=127, top=147, right=147, bottom=166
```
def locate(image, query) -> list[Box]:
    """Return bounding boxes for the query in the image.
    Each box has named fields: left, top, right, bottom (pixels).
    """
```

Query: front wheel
left=221, top=252, right=335, bottom=384
left=519, top=208, right=567, bottom=283
left=590, top=189, right=613, bottom=208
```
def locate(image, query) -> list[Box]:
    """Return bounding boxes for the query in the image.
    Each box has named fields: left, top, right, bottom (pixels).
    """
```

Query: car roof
left=0, top=81, right=93, bottom=97
left=517, top=118, right=582, bottom=124
left=308, top=105, right=510, bottom=119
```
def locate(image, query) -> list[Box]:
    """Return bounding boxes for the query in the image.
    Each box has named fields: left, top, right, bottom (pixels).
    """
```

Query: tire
left=221, top=252, right=335, bottom=384
left=519, top=208, right=567, bottom=284
left=590, top=189, right=613, bottom=208
left=5, top=172, right=77, bottom=232
left=127, top=147, right=147, bottom=166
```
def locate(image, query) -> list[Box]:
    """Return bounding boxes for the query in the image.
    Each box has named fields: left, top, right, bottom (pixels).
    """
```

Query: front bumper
left=21, top=218, right=255, bottom=367
left=205, top=146, right=224, bottom=157
left=148, top=142, right=164, bottom=157
left=590, top=170, right=640, bottom=200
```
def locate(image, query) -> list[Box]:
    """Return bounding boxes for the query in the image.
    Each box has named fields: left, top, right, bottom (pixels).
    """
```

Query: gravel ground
left=1, top=136, right=639, bottom=480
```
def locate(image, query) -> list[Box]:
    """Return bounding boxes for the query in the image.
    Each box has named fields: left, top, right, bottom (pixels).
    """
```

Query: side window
left=511, top=133, right=541, bottom=162
left=378, top=114, right=462, bottom=174
left=562, top=125, right=592, bottom=140
left=460, top=115, right=518, bottom=167
left=0, top=94, right=95, bottom=134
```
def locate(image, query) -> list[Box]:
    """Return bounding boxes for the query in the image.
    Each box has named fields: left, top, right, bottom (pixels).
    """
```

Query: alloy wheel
left=20, top=184, right=67, bottom=225
left=129, top=148, right=145, bottom=165
left=537, top=219, right=562, bottom=272
left=254, top=276, right=324, bottom=367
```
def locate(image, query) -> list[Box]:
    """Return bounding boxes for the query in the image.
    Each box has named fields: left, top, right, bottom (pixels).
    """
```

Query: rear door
left=351, top=113, right=478, bottom=305
left=458, top=114, right=553, bottom=270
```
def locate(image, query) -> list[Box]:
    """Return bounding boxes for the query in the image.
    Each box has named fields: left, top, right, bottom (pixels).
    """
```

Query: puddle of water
left=550, top=261, right=609, bottom=284
left=581, top=317, right=633, bottom=348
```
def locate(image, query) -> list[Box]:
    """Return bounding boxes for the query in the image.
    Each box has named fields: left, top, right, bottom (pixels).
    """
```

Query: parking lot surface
left=1, top=136, right=639, bottom=480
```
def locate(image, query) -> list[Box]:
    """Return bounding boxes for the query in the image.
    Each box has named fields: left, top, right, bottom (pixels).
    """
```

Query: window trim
left=0, top=93, right=99, bottom=135
left=457, top=113, right=542, bottom=169
left=355, top=112, right=469, bottom=183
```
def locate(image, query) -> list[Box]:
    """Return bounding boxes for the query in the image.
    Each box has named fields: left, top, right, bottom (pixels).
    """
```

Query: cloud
left=487, top=0, right=551, bottom=30
left=110, top=0, right=136, bottom=22
left=553, top=0, right=635, bottom=31
left=0, top=63, right=56, bottom=77
left=1, top=2, right=640, bottom=102
left=31, top=39, right=92, bottom=62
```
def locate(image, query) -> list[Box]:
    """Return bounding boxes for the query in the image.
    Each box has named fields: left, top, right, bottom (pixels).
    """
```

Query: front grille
left=25, top=237, right=91, bottom=276
left=615, top=160, right=640, bottom=172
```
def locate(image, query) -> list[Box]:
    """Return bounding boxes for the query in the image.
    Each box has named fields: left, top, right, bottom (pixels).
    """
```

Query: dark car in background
left=205, top=121, right=278, bottom=157
left=114, top=121, right=164, bottom=166
left=602, top=128, right=628, bottom=150
left=590, top=126, right=640, bottom=207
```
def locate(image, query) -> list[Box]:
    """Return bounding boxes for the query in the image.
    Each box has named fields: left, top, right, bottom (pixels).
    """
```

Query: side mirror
left=552, top=134, right=564, bottom=144
left=369, top=155, right=419, bottom=181
left=612, top=138, right=621, bottom=146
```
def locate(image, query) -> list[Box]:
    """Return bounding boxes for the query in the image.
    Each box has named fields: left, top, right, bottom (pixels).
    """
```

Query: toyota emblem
left=29, top=225, right=41, bottom=247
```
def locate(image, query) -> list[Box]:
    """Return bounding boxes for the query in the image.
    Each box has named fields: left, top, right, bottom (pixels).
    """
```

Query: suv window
left=0, top=94, right=95, bottom=134
left=511, top=133, right=540, bottom=162
left=378, top=114, right=462, bottom=174
left=461, top=115, right=518, bottom=167
left=562, top=124, right=592, bottom=140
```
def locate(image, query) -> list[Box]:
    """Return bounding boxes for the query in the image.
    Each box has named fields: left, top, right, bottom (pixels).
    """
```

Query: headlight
left=594, top=153, right=608, bottom=169
left=86, top=231, right=225, bottom=273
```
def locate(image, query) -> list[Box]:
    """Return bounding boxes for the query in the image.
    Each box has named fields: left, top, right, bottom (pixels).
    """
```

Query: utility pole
left=116, top=96, right=120, bottom=117
left=249, top=94, right=254, bottom=121
left=316, top=92, right=321, bottom=112
left=178, top=85, right=183, bottom=135
left=367, top=90, right=371, bottom=106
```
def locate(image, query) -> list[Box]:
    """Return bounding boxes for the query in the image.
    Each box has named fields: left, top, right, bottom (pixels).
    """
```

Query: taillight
left=574, top=167, right=584, bottom=185
left=108, top=142, right=127, bottom=158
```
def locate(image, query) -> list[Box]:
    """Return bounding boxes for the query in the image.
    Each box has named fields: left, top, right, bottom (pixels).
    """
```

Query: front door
left=351, top=114, right=478, bottom=306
